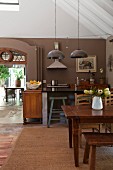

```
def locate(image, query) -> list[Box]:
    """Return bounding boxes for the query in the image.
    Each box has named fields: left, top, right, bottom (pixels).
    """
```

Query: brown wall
left=0, top=38, right=106, bottom=85
left=0, top=38, right=37, bottom=81
left=18, top=38, right=106, bottom=84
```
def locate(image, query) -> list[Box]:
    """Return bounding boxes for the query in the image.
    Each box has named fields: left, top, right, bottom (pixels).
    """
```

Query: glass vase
left=92, top=96, right=103, bottom=110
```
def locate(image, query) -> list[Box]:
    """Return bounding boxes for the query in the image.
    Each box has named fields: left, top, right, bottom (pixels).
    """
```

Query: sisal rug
left=1, top=126, right=113, bottom=170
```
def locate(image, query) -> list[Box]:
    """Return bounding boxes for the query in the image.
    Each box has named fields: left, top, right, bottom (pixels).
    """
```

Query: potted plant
left=84, top=88, right=111, bottom=110
left=0, top=65, right=10, bottom=86
left=14, top=69, right=24, bottom=87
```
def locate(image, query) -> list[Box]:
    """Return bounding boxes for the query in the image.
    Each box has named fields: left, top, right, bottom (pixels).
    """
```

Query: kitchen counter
left=42, top=83, right=84, bottom=93
left=42, top=86, right=83, bottom=125
left=23, top=86, right=83, bottom=125
left=42, top=87, right=83, bottom=93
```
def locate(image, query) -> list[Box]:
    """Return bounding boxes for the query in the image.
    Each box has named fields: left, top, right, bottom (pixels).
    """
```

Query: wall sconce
left=108, top=54, right=113, bottom=71
left=54, top=42, right=59, bottom=50
left=99, top=68, right=104, bottom=84
left=109, top=39, right=113, bottom=42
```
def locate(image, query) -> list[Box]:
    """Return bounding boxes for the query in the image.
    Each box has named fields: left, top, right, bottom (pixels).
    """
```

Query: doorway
left=0, top=64, right=26, bottom=123
left=1, top=64, right=26, bottom=102
left=7, top=64, right=26, bottom=87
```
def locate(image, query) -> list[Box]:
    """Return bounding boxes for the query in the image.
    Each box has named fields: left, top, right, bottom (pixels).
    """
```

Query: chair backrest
left=75, top=93, right=91, bottom=105
left=104, top=91, right=113, bottom=106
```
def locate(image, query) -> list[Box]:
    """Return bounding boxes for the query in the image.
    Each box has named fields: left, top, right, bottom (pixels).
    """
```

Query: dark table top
left=42, top=87, right=83, bottom=93
left=4, top=87, right=25, bottom=90
left=62, top=105, right=113, bottom=122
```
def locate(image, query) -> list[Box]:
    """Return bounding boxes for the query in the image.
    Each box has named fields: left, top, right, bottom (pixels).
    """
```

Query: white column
left=42, top=92, right=47, bottom=126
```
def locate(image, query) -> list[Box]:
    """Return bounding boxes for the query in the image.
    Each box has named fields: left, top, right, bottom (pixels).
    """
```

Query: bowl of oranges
left=26, top=80, right=41, bottom=90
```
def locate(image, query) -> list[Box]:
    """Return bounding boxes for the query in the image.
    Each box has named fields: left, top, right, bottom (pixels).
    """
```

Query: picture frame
left=76, top=55, right=97, bottom=72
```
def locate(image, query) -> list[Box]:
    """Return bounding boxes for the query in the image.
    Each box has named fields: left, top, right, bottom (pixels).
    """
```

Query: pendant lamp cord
left=78, top=0, right=80, bottom=49
left=55, top=0, right=56, bottom=41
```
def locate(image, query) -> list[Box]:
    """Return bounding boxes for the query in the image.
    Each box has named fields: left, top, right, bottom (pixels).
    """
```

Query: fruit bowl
left=26, top=81, right=41, bottom=90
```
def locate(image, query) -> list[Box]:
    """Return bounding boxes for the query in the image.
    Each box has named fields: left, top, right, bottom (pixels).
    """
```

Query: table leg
left=5, top=89, right=8, bottom=102
left=73, top=120, right=79, bottom=167
left=21, top=89, right=24, bottom=102
left=68, top=118, right=72, bottom=148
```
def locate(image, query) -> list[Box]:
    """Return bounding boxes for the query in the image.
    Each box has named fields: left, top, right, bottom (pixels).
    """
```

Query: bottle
left=75, top=84, right=77, bottom=90
left=90, top=78, right=94, bottom=84
left=77, top=77, right=79, bottom=86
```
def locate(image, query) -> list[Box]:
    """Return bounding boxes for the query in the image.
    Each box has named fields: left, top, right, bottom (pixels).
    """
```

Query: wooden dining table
left=61, top=105, right=113, bottom=167
left=4, top=87, right=24, bottom=102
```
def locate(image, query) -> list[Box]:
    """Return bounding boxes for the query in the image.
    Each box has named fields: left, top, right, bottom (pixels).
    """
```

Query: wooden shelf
left=77, top=83, right=108, bottom=90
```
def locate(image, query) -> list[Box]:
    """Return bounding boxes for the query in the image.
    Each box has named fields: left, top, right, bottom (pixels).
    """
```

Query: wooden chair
left=75, top=93, right=101, bottom=147
left=104, top=93, right=113, bottom=106
left=104, top=91, right=113, bottom=133
left=83, top=132, right=113, bottom=170
left=75, top=93, right=91, bottom=105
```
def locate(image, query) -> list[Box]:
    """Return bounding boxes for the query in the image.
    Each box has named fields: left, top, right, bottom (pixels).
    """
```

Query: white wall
left=0, top=0, right=112, bottom=39
left=0, top=0, right=76, bottom=38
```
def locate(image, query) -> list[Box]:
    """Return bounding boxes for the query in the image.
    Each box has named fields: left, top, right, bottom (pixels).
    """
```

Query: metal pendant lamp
left=70, top=0, right=88, bottom=58
left=47, top=0, right=65, bottom=59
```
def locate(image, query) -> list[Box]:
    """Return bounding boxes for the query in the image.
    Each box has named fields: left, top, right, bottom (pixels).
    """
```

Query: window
left=0, top=0, right=19, bottom=11
left=0, top=48, right=27, bottom=64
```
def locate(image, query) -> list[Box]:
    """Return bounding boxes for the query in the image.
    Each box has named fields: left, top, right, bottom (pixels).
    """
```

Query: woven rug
left=1, top=126, right=113, bottom=170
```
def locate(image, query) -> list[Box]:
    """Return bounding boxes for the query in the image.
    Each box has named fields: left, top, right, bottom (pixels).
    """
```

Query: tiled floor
left=0, top=93, right=23, bottom=124
left=0, top=124, right=23, bottom=168
left=0, top=93, right=24, bottom=168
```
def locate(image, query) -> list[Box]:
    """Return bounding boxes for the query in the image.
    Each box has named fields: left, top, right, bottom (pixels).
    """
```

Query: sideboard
left=23, top=89, right=42, bottom=124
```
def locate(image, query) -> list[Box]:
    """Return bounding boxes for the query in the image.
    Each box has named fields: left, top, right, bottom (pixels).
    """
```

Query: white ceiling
left=0, top=0, right=113, bottom=39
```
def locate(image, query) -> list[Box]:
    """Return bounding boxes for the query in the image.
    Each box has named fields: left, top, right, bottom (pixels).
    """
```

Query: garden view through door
left=7, top=65, right=26, bottom=87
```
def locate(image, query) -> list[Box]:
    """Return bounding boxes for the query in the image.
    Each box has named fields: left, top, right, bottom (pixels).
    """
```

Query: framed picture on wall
left=76, top=55, right=97, bottom=72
